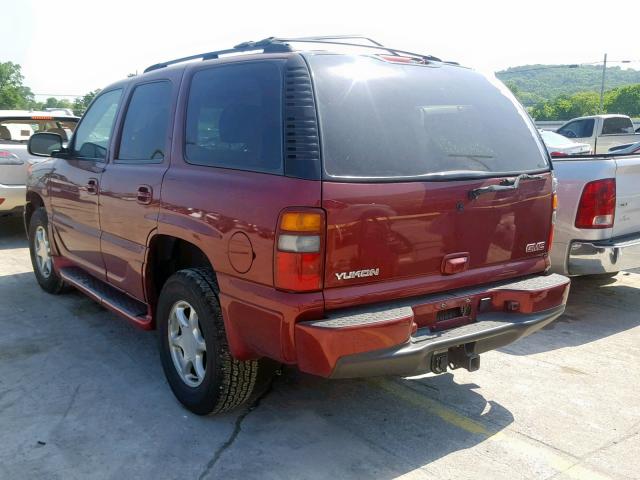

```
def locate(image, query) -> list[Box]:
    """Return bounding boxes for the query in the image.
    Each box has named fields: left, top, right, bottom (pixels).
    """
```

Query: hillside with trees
left=496, top=65, right=640, bottom=121
left=496, top=64, right=640, bottom=106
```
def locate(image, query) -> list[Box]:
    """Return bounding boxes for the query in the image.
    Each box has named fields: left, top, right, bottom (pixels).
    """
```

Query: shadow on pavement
left=206, top=369, right=514, bottom=479
left=0, top=216, right=26, bottom=250
left=0, top=266, right=513, bottom=479
left=502, top=273, right=640, bottom=356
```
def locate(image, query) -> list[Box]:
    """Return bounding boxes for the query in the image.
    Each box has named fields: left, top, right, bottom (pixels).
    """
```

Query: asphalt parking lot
left=1, top=215, right=639, bottom=480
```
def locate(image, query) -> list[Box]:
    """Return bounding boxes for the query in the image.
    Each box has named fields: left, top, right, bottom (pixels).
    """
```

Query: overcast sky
left=3, top=0, right=639, bottom=99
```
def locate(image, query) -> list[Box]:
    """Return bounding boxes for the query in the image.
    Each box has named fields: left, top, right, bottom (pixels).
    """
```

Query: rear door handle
left=87, top=178, right=99, bottom=195
left=136, top=185, right=153, bottom=205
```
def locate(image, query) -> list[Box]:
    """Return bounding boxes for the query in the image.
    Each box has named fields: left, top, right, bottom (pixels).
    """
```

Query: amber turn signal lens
left=280, top=212, right=322, bottom=232
left=552, top=193, right=558, bottom=210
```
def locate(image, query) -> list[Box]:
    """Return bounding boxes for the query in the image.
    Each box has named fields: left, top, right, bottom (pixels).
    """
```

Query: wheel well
left=146, top=235, right=213, bottom=306
left=24, top=192, right=44, bottom=234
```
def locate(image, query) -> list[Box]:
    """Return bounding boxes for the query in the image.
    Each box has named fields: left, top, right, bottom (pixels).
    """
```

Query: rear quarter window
left=602, top=117, right=634, bottom=135
left=185, top=61, right=283, bottom=174
left=307, top=54, right=549, bottom=180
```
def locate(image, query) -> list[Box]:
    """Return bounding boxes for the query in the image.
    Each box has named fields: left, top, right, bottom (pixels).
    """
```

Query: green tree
left=530, top=91, right=601, bottom=120
left=72, top=89, right=101, bottom=116
left=44, top=97, right=73, bottom=109
left=604, top=84, right=640, bottom=116
left=0, top=61, right=35, bottom=109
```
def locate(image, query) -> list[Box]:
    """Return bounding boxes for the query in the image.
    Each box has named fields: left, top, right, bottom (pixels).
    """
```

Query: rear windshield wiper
left=468, top=173, right=544, bottom=200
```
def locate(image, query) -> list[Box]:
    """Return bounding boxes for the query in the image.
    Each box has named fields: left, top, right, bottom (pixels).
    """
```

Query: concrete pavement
left=1, top=216, right=639, bottom=480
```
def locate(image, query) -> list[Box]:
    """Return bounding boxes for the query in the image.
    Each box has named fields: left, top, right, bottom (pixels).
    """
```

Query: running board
left=59, top=267, right=152, bottom=330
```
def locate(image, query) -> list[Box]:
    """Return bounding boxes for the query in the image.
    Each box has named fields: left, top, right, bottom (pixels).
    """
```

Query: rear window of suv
left=307, top=54, right=549, bottom=180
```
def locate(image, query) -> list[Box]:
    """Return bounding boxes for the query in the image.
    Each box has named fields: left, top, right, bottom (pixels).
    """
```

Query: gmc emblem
left=525, top=242, right=546, bottom=253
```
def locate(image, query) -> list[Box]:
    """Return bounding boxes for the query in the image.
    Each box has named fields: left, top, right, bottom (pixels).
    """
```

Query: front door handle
left=87, top=178, right=99, bottom=195
left=136, top=185, right=153, bottom=205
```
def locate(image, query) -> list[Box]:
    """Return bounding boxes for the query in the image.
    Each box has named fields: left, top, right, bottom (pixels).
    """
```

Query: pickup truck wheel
left=157, top=268, right=263, bottom=415
left=28, top=207, right=67, bottom=294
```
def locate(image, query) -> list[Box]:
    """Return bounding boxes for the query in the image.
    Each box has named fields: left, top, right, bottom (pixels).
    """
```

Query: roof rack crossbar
left=272, top=36, right=440, bottom=61
left=143, top=36, right=441, bottom=73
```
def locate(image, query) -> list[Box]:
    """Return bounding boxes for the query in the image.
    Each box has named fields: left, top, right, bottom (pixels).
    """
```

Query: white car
left=539, top=130, right=591, bottom=157
left=1, top=110, right=78, bottom=214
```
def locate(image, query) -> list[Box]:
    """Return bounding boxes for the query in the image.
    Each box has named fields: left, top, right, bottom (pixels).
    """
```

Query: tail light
left=575, top=179, right=616, bottom=229
left=548, top=176, right=558, bottom=251
left=0, top=150, right=24, bottom=165
left=275, top=209, right=325, bottom=292
left=550, top=151, right=568, bottom=158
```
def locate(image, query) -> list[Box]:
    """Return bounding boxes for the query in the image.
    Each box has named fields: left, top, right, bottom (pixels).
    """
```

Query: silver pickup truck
left=0, top=111, right=78, bottom=214
left=551, top=152, right=640, bottom=276
left=556, top=114, right=640, bottom=154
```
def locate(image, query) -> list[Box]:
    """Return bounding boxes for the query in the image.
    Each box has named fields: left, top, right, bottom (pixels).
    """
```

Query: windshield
left=307, top=54, right=549, bottom=180
left=0, top=117, right=78, bottom=143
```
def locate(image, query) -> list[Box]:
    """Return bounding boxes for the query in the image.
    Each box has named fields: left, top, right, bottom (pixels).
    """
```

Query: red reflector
left=547, top=224, right=555, bottom=252
left=575, top=179, right=616, bottom=229
left=275, top=251, right=322, bottom=291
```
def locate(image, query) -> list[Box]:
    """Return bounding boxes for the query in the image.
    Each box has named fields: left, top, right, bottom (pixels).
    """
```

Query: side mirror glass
left=28, top=132, right=64, bottom=157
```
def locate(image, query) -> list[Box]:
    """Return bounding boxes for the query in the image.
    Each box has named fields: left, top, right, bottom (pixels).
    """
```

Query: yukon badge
left=335, top=268, right=380, bottom=281
left=526, top=242, right=546, bottom=253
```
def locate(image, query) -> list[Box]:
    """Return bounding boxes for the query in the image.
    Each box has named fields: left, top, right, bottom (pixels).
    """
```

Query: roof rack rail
left=143, top=36, right=442, bottom=73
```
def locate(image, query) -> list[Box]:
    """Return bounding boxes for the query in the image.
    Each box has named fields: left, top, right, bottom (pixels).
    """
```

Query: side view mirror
left=28, top=132, right=64, bottom=157
left=562, top=131, right=577, bottom=139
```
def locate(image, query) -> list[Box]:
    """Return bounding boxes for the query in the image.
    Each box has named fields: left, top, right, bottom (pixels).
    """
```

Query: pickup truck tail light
left=575, top=178, right=616, bottom=229
left=275, top=210, right=325, bottom=292
left=0, top=150, right=24, bottom=165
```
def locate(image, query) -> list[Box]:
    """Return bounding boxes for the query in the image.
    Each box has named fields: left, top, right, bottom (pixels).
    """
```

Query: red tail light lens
left=575, top=179, right=616, bottom=229
left=275, top=210, right=325, bottom=292
left=550, top=151, right=568, bottom=158
left=547, top=176, right=558, bottom=253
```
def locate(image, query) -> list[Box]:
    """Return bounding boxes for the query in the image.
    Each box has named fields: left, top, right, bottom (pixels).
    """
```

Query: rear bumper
left=0, top=184, right=26, bottom=212
left=568, top=233, right=640, bottom=275
left=329, top=305, right=565, bottom=378
left=295, top=273, right=570, bottom=378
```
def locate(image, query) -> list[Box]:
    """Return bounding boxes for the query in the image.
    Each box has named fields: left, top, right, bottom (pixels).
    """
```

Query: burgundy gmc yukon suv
left=25, top=37, right=570, bottom=415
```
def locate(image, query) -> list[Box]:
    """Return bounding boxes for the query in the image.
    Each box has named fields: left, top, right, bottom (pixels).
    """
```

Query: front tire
left=28, top=207, right=66, bottom=294
left=157, top=267, right=265, bottom=415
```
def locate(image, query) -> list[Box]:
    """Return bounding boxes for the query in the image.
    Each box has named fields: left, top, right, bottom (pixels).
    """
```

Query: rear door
left=99, top=77, right=177, bottom=300
left=613, top=153, right=640, bottom=237
left=307, top=54, right=553, bottom=294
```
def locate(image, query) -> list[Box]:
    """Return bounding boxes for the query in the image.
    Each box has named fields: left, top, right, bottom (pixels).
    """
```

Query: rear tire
left=28, top=207, right=67, bottom=294
left=157, top=267, right=269, bottom=415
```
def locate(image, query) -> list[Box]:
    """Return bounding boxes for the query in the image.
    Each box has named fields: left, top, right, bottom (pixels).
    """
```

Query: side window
left=185, top=61, right=283, bottom=174
left=558, top=119, right=593, bottom=138
left=602, top=117, right=634, bottom=135
left=558, top=121, right=579, bottom=138
left=71, top=89, right=122, bottom=160
left=117, top=81, right=172, bottom=162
